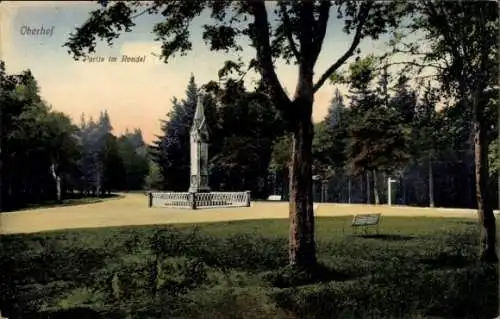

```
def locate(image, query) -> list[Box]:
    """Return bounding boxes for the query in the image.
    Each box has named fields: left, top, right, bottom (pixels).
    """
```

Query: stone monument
left=188, top=93, right=211, bottom=193
left=148, top=92, right=250, bottom=209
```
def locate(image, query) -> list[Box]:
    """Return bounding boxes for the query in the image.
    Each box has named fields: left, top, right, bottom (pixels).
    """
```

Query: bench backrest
left=267, top=195, right=282, bottom=201
left=352, top=214, right=381, bottom=226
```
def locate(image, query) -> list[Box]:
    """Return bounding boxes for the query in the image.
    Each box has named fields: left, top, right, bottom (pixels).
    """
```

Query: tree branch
left=131, top=8, right=150, bottom=20
left=312, top=1, right=372, bottom=93
left=298, top=1, right=315, bottom=61
left=279, top=2, right=300, bottom=61
left=248, top=0, right=291, bottom=109
left=311, top=0, right=331, bottom=64
left=375, top=61, right=446, bottom=72
left=424, top=1, right=464, bottom=76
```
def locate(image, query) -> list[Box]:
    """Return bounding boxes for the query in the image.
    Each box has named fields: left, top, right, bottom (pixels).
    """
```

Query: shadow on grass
left=0, top=235, right=111, bottom=318
left=420, top=251, right=472, bottom=269
left=358, top=234, right=415, bottom=241
left=263, top=263, right=356, bottom=288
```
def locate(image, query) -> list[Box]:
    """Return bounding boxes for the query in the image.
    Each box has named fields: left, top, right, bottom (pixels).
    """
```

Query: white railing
left=149, top=192, right=191, bottom=208
left=149, top=191, right=251, bottom=209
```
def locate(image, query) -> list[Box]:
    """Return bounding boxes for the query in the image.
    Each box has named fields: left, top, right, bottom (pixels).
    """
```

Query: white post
left=387, top=177, right=396, bottom=206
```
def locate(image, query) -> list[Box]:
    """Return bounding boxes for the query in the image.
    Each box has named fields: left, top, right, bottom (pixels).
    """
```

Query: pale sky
left=0, top=1, right=397, bottom=143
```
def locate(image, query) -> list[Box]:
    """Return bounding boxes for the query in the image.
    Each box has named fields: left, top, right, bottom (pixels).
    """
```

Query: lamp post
left=387, top=177, right=397, bottom=206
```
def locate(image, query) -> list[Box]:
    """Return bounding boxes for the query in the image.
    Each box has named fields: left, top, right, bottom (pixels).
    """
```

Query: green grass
left=0, top=217, right=497, bottom=318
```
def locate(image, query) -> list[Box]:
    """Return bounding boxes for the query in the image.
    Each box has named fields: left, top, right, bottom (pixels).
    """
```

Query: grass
left=0, top=216, right=497, bottom=319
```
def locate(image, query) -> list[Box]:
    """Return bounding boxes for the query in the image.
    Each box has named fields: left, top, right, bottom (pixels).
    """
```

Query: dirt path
left=0, top=193, right=482, bottom=235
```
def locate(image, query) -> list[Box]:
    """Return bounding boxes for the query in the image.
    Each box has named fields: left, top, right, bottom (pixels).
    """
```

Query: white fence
left=148, top=191, right=251, bottom=209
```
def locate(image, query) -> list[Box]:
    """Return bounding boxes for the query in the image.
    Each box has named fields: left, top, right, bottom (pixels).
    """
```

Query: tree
left=144, top=159, right=162, bottom=190
left=392, top=0, right=498, bottom=262
left=341, top=57, right=410, bottom=204
left=151, top=76, right=199, bottom=191
left=389, top=74, right=417, bottom=125
left=76, top=111, right=115, bottom=196
left=118, top=132, right=150, bottom=191
left=0, top=65, right=83, bottom=208
left=269, top=133, right=293, bottom=199
left=101, top=133, right=126, bottom=193
left=65, top=0, right=405, bottom=268
left=413, top=82, right=440, bottom=207
left=205, top=79, right=283, bottom=197
left=43, top=111, right=81, bottom=201
left=323, top=88, right=350, bottom=170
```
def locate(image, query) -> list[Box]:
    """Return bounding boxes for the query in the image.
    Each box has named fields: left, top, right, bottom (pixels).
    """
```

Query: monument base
left=149, top=191, right=251, bottom=209
left=188, top=186, right=211, bottom=193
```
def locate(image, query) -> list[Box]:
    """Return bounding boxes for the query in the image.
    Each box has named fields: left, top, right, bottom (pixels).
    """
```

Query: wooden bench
left=267, top=195, right=282, bottom=201
left=350, top=213, right=381, bottom=235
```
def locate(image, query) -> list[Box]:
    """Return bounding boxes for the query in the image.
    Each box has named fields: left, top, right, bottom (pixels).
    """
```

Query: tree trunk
left=288, top=92, right=316, bottom=268
left=428, top=158, right=435, bottom=207
left=373, top=170, right=380, bottom=205
left=50, top=162, right=62, bottom=202
left=473, top=92, right=497, bottom=262
left=366, top=171, right=371, bottom=204
left=347, top=175, right=352, bottom=204
left=400, top=175, right=406, bottom=205
left=0, top=156, right=2, bottom=212
left=95, top=174, right=102, bottom=197
left=0, top=113, right=3, bottom=212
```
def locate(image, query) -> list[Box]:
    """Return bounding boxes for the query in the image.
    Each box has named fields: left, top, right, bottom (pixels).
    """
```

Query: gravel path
left=0, top=193, right=483, bottom=235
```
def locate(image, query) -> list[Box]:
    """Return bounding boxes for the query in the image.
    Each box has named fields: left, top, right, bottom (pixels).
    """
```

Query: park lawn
left=0, top=216, right=497, bottom=319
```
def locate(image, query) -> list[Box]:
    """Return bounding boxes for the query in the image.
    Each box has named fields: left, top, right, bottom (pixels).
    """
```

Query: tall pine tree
left=152, top=75, right=199, bottom=191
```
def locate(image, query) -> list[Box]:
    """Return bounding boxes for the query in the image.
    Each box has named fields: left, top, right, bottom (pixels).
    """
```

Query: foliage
left=0, top=61, right=151, bottom=211
left=150, top=75, right=199, bottom=191
left=343, top=56, right=411, bottom=175
left=151, top=76, right=284, bottom=197
left=118, top=132, right=150, bottom=191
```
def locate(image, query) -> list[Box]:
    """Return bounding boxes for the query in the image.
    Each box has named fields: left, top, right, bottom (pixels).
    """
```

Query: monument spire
left=189, top=93, right=210, bottom=193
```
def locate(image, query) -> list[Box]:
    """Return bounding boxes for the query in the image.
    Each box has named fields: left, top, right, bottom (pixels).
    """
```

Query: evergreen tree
left=118, top=132, right=149, bottom=190
left=413, top=82, right=440, bottom=207
left=323, top=88, right=350, bottom=170
left=101, top=133, right=126, bottom=193
left=390, top=74, right=417, bottom=124
left=345, top=57, right=410, bottom=203
left=324, top=88, right=345, bottom=128
left=151, top=75, right=199, bottom=191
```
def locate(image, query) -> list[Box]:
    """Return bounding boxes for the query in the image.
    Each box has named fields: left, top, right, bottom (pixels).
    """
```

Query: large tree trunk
left=473, top=92, right=497, bottom=262
left=288, top=70, right=316, bottom=268
left=0, top=112, right=3, bottom=212
left=428, top=158, right=435, bottom=207
left=0, top=156, right=2, bottom=212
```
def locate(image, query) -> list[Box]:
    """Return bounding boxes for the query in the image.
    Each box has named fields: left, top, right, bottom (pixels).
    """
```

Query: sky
left=0, top=1, right=397, bottom=143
